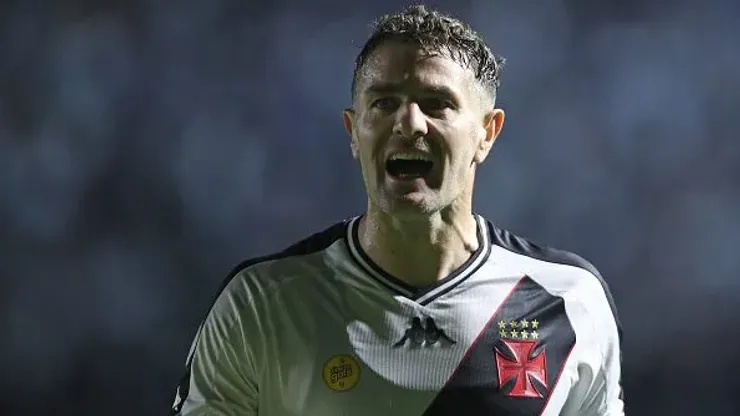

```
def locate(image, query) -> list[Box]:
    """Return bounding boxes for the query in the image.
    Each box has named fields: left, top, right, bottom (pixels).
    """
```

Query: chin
left=381, top=193, right=442, bottom=217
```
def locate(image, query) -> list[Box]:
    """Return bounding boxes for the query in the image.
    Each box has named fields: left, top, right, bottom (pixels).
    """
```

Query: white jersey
left=170, top=215, right=624, bottom=415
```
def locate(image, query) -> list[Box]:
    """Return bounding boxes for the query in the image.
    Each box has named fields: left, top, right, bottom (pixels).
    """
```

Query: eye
left=418, top=97, right=454, bottom=114
left=370, top=97, right=399, bottom=112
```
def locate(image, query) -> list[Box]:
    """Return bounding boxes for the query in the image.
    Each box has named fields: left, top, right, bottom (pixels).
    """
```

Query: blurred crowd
left=1, top=1, right=738, bottom=414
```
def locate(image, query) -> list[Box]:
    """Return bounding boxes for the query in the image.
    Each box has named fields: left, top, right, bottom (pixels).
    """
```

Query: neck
left=358, top=200, right=480, bottom=287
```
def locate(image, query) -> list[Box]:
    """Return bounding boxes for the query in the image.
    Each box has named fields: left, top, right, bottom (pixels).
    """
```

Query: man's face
left=343, top=41, right=504, bottom=218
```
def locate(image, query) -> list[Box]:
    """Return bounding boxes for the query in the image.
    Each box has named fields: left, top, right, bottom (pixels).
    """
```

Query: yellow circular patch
left=322, top=354, right=360, bottom=392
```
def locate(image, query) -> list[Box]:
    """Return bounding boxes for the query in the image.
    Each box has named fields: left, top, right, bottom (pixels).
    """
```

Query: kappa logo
left=322, top=354, right=360, bottom=392
left=494, top=318, right=548, bottom=398
left=394, top=317, right=456, bottom=347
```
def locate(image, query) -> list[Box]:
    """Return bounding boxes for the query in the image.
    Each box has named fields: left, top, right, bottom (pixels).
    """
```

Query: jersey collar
left=345, top=214, right=492, bottom=305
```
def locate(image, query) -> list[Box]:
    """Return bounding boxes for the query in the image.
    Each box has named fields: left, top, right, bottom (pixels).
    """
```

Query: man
left=170, top=5, right=624, bottom=415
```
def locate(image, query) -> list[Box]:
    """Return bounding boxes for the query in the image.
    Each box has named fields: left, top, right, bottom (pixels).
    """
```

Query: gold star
left=521, top=330, right=529, bottom=339
left=531, top=330, right=539, bottom=339
left=509, top=320, right=518, bottom=328
left=511, top=330, right=519, bottom=338
left=498, top=320, right=507, bottom=329
left=531, top=319, right=539, bottom=329
left=520, top=319, right=529, bottom=328
left=499, top=330, right=507, bottom=338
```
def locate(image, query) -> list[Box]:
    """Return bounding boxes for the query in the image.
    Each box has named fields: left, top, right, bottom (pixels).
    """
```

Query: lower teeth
left=397, top=173, right=421, bottom=178
left=387, top=160, right=432, bottom=178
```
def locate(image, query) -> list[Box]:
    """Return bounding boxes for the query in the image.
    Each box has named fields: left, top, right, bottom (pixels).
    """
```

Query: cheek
left=358, top=117, right=390, bottom=158
left=464, top=123, right=487, bottom=159
left=443, top=124, right=480, bottom=166
left=353, top=135, right=381, bottom=172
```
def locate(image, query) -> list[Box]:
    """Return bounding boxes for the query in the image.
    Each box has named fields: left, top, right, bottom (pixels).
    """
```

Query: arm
left=170, top=283, right=259, bottom=415
left=576, top=277, right=624, bottom=415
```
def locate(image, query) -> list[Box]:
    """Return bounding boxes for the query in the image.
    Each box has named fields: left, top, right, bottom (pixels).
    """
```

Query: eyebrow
left=363, top=82, right=459, bottom=98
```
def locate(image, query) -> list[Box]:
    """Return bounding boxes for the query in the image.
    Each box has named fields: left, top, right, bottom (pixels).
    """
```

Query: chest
left=258, top=275, right=580, bottom=416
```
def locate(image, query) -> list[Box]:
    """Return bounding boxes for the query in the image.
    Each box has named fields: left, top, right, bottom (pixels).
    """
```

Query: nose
left=393, top=102, right=428, bottom=139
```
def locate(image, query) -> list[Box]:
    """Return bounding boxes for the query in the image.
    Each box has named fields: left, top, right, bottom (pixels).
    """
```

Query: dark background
left=2, top=0, right=739, bottom=414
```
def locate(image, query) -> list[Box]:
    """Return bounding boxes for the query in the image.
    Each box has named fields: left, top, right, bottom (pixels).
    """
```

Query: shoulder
left=204, top=219, right=350, bottom=317
left=226, top=219, right=347, bottom=280
left=485, top=219, right=621, bottom=333
left=223, top=218, right=348, bottom=289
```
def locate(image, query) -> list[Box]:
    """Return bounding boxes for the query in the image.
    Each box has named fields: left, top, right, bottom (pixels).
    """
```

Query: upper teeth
left=390, top=152, right=431, bottom=161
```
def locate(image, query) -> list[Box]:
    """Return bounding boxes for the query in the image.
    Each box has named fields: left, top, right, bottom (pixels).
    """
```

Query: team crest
left=322, top=354, right=360, bottom=392
left=423, top=277, right=576, bottom=414
left=494, top=318, right=548, bottom=398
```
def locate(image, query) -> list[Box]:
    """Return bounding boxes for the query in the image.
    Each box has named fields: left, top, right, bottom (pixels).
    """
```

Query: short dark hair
left=351, top=5, right=504, bottom=102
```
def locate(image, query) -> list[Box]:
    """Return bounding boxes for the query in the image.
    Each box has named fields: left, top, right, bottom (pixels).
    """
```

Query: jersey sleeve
left=169, top=278, right=259, bottom=415
left=574, top=273, right=624, bottom=415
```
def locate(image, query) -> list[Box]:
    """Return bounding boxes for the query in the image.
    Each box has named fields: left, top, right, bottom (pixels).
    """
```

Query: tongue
left=387, top=159, right=432, bottom=179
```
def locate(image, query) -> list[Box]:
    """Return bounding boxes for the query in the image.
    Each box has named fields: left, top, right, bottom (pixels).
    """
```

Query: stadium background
left=1, top=0, right=739, bottom=414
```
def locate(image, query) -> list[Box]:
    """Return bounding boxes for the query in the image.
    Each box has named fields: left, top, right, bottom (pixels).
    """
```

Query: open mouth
left=385, top=153, right=434, bottom=180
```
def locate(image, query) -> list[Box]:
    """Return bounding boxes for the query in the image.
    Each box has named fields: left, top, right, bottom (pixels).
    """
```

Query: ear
left=343, top=108, right=360, bottom=160
left=474, top=108, right=505, bottom=164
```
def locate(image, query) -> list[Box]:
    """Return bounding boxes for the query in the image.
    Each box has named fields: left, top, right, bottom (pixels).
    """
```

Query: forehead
left=358, top=41, right=477, bottom=96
